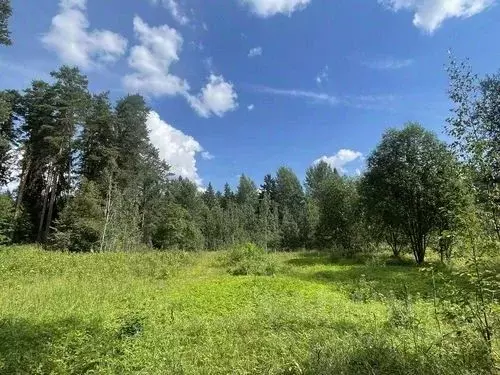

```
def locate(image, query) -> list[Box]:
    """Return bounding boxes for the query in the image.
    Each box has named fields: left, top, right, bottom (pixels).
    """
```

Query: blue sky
left=1, top=0, right=500, bottom=189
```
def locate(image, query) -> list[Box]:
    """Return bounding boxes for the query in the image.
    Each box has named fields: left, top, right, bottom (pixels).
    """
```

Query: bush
left=226, top=243, right=278, bottom=276
left=0, top=194, right=14, bottom=244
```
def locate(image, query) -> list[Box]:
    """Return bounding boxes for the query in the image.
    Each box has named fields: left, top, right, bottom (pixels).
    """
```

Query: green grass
left=0, top=246, right=497, bottom=374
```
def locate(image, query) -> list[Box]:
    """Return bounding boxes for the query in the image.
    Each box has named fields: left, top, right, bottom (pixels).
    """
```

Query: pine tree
left=16, top=80, right=57, bottom=241
left=221, top=183, right=234, bottom=209
left=275, top=167, right=306, bottom=248
left=41, top=67, right=90, bottom=241
left=0, top=0, right=12, bottom=45
left=202, top=183, right=218, bottom=209
left=0, top=90, right=21, bottom=186
left=80, top=92, right=116, bottom=184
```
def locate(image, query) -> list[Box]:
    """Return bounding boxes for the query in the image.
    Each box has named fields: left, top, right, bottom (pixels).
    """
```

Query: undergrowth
left=0, top=246, right=497, bottom=374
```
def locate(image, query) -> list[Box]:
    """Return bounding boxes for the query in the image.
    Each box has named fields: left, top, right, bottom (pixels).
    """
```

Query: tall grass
left=0, top=246, right=497, bottom=374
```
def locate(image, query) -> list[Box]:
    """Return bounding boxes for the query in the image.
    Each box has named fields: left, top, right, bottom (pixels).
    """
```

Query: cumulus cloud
left=379, top=0, right=495, bottom=33
left=151, top=0, right=189, bottom=25
left=123, top=16, right=188, bottom=97
left=248, top=104, right=255, bottom=111
left=147, top=111, right=207, bottom=185
left=248, top=47, right=263, bottom=57
left=314, top=149, right=363, bottom=174
left=42, top=0, right=127, bottom=69
left=240, top=0, right=311, bottom=17
left=124, top=18, right=238, bottom=118
left=362, top=57, right=414, bottom=70
left=186, top=75, right=238, bottom=118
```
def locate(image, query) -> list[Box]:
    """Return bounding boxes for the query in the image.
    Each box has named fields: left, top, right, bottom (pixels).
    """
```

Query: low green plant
left=226, top=243, right=278, bottom=276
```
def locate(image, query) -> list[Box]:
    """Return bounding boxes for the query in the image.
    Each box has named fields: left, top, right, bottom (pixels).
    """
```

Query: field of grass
left=0, top=246, right=498, bottom=374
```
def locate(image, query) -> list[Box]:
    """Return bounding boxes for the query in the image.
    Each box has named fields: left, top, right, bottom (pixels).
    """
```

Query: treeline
left=0, top=59, right=498, bottom=263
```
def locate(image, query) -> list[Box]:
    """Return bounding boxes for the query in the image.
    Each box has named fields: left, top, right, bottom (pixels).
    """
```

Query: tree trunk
left=43, top=171, right=59, bottom=242
left=36, top=168, right=52, bottom=243
left=100, top=174, right=113, bottom=253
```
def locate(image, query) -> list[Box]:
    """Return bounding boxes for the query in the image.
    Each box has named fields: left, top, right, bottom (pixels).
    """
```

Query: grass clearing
left=0, top=246, right=497, bottom=374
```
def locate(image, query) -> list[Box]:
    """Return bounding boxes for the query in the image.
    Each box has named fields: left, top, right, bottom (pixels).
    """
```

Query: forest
left=0, top=1, right=499, bottom=374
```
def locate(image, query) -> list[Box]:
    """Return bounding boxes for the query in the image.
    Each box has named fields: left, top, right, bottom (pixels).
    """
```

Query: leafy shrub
left=226, top=243, right=278, bottom=276
left=349, top=275, right=385, bottom=303
left=0, top=193, right=14, bottom=244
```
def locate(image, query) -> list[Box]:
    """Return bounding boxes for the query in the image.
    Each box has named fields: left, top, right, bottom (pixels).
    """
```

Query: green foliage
left=0, top=193, right=14, bottom=244
left=447, top=56, right=500, bottom=241
left=361, top=123, right=466, bottom=264
left=153, top=201, right=204, bottom=251
left=225, top=243, right=278, bottom=276
left=51, top=180, right=104, bottom=252
left=316, top=176, right=365, bottom=255
left=0, top=0, right=11, bottom=45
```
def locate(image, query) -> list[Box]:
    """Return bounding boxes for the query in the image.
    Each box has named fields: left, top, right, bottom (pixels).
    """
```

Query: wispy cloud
left=362, top=57, right=414, bottom=70
left=251, top=85, right=396, bottom=109
left=253, top=85, right=339, bottom=105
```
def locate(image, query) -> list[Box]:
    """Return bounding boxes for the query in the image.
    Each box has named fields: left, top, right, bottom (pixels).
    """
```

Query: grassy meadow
left=0, top=246, right=498, bottom=374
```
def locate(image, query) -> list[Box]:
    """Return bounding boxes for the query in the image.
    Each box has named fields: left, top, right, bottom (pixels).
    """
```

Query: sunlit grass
left=0, top=246, right=496, bottom=374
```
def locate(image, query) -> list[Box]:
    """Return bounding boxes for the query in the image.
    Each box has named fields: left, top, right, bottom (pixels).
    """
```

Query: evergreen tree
left=16, top=80, right=57, bottom=241
left=259, top=174, right=277, bottom=201
left=0, top=0, right=11, bottom=45
left=80, top=92, right=116, bottom=184
left=221, top=182, right=234, bottom=209
left=0, top=89, right=21, bottom=186
left=202, top=183, right=218, bottom=209
left=275, top=167, right=306, bottom=248
left=114, top=95, right=149, bottom=190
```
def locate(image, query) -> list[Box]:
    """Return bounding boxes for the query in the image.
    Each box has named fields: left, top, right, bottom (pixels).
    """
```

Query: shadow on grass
left=0, top=317, right=125, bottom=374
left=286, top=252, right=333, bottom=267
left=285, top=252, right=470, bottom=300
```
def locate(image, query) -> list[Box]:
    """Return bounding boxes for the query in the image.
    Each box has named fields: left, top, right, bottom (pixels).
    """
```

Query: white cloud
left=152, top=0, right=190, bottom=25
left=248, top=104, right=255, bottom=111
left=240, top=0, right=311, bottom=17
left=255, top=85, right=339, bottom=105
left=186, top=75, right=238, bottom=118
left=201, top=151, right=214, bottom=160
left=253, top=85, right=395, bottom=109
left=362, top=57, right=414, bottom=70
left=316, top=65, right=329, bottom=84
left=314, top=149, right=363, bottom=174
left=379, top=0, right=495, bottom=33
left=147, top=111, right=205, bottom=185
left=248, top=47, right=263, bottom=57
left=123, top=16, right=188, bottom=97
left=124, top=18, right=238, bottom=118
left=42, top=0, right=127, bottom=69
